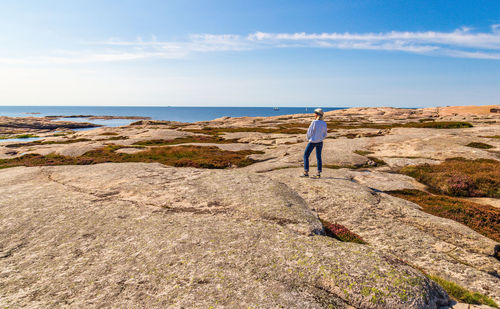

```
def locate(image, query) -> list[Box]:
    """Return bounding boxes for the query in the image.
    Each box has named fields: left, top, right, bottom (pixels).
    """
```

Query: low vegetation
left=184, top=125, right=307, bottom=135
left=129, top=120, right=190, bottom=128
left=325, top=121, right=473, bottom=130
left=320, top=219, right=367, bottom=244
left=99, top=132, right=119, bottom=136
left=178, top=121, right=471, bottom=136
left=386, top=189, right=500, bottom=242
left=366, top=156, right=386, bottom=166
left=0, top=134, right=39, bottom=139
left=133, top=135, right=240, bottom=146
left=397, top=260, right=498, bottom=307
left=340, top=131, right=386, bottom=138
left=5, top=138, right=91, bottom=148
left=480, top=135, right=500, bottom=139
left=5, top=136, right=128, bottom=147
left=427, top=274, right=498, bottom=308
left=401, top=158, right=500, bottom=198
left=96, top=136, right=128, bottom=141
left=0, top=145, right=261, bottom=169
left=407, top=121, right=473, bottom=129
left=354, top=150, right=375, bottom=156
left=466, top=142, right=494, bottom=149
left=50, top=132, right=71, bottom=137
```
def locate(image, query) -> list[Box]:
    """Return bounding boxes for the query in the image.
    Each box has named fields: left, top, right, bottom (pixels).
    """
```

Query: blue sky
left=0, top=0, right=499, bottom=107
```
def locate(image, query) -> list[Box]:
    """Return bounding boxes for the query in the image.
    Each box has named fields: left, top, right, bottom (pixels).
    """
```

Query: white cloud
left=246, top=28, right=500, bottom=50
left=2, top=25, right=500, bottom=65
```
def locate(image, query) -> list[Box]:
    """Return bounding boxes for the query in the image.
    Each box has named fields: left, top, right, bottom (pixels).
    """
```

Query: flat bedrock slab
left=0, top=163, right=450, bottom=308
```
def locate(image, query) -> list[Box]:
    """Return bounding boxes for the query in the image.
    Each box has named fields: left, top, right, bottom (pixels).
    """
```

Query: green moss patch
left=0, top=145, right=262, bottom=169
left=320, top=219, right=367, bottom=244
left=401, top=158, right=500, bottom=198
left=466, top=142, right=494, bottom=149
left=353, top=150, right=374, bottom=156
left=386, top=189, right=500, bottom=242
left=427, top=275, right=498, bottom=307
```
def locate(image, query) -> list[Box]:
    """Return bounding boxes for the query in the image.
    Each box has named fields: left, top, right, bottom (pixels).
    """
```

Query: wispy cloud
left=2, top=26, right=500, bottom=65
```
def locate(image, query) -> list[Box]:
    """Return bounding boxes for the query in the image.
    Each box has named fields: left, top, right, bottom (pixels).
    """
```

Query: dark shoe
left=300, top=172, right=309, bottom=178
left=311, top=173, right=321, bottom=179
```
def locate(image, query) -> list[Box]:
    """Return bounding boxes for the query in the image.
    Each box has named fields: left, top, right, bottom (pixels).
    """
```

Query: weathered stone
left=264, top=168, right=500, bottom=305
left=0, top=164, right=450, bottom=308
left=0, top=116, right=99, bottom=130
left=1, top=106, right=500, bottom=308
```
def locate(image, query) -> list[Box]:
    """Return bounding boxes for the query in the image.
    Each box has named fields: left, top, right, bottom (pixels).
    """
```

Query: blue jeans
left=303, top=142, right=323, bottom=173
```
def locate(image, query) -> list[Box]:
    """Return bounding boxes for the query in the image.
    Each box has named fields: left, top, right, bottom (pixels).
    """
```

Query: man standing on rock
left=301, top=108, right=327, bottom=178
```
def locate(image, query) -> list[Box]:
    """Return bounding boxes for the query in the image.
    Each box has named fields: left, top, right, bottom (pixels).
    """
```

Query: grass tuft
left=99, top=132, right=119, bottom=136
left=386, top=189, right=500, bottom=242
left=5, top=138, right=91, bottom=148
left=427, top=275, right=498, bottom=308
left=367, top=156, right=386, bottom=166
left=466, top=142, right=494, bottom=149
left=96, top=136, right=128, bottom=141
left=13, top=134, right=39, bottom=138
left=50, top=132, right=70, bottom=137
left=0, top=134, right=39, bottom=140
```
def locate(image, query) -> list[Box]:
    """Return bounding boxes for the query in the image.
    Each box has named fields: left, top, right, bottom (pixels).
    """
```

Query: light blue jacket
left=306, top=120, right=327, bottom=143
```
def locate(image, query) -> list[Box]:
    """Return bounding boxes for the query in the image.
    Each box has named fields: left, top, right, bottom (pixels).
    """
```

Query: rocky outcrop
left=264, top=168, right=500, bottom=305
left=0, top=116, right=100, bottom=130
left=0, top=164, right=450, bottom=308
left=1, top=106, right=499, bottom=308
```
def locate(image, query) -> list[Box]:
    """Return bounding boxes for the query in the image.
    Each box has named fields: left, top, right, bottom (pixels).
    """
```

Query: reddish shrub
left=401, top=158, right=500, bottom=198
left=387, top=189, right=500, bottom=242
left=320, top=219, right=366, bottom=244
left=447, top=174, right=475, bottom=196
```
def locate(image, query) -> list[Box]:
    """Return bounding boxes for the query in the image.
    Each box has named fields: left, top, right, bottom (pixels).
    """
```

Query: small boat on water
left=273, top=107, right=279, bottom=111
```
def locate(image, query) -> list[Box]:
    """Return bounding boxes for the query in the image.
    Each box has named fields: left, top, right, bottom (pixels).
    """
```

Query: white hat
left=314, top=108, right=324, bottom=116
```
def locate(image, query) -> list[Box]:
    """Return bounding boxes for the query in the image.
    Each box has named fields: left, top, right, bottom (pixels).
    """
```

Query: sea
left=0, top=106, right=345, bottom=126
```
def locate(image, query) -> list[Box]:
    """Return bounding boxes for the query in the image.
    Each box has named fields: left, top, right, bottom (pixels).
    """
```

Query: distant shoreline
left=0, top=106, right=346, bottom=123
